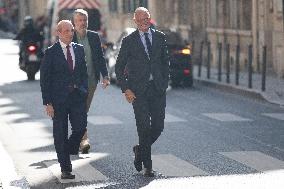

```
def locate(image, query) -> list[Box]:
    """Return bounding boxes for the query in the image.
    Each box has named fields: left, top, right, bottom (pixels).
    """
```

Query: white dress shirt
left=59, top=39, right=75, bottom=69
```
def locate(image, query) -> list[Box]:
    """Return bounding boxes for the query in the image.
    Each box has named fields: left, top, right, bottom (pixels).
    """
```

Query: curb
left=194, top=78, right=278, bottom=104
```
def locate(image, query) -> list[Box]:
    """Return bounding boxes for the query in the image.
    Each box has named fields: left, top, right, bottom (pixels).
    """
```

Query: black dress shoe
left=144, top=168, right=155, bottom=177
left=61, top=171, right=75, bottom=179
left=144, top=168, right=154, bottom=177
left=133, top=145, right=142, bottom=172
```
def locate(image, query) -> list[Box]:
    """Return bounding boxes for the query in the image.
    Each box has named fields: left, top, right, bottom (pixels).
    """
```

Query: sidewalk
left=193, top=65, right=284, bottom=107
left=0, top=30, right=15, bottom=39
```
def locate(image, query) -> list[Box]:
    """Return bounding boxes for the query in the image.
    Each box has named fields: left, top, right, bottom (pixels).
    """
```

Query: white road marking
left=202, top=113, right=252, bottom=122
left=262, top=113, right=284, bottom=121
left=165, top=113, right=187, bottom=122
left=220, top=151, right=284, bottom=172
left=0, top=98, right=13, bottom=106
left=152, top=154, right=208, bottom=177
left=44, top=153, right=109, bottom=183
left=140, top=170, right=284, bottom=189
left=87, top=115, right=123, bottom=125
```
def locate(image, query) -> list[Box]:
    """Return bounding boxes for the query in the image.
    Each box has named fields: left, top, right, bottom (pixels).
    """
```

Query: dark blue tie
left=144, top=32, right=152, bottom=58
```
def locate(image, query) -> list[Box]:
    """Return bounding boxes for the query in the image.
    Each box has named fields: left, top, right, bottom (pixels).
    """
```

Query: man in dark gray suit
left=115, top=7, right=170, bottom=177
left=72, top=9, right=110, bottom=154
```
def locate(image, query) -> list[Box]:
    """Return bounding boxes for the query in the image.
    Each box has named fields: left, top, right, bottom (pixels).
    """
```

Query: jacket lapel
left=134, top=30, right=150, bottom=61
left=150, top=28, right=157, bottom=56
left=55, top=42, right=69, bottom=70
left=72, top=42, right=79, bottom=72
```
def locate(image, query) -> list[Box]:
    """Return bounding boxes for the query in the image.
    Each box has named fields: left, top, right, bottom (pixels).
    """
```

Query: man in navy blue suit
left=40, top=20, right=88, bottom=179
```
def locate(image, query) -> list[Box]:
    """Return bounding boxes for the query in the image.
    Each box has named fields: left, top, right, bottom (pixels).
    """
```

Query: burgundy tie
left=66, top=45, right=73, bottom=72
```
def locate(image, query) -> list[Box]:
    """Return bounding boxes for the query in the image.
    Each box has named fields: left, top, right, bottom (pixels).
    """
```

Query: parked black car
left=105, top=28, right=193, bottom=87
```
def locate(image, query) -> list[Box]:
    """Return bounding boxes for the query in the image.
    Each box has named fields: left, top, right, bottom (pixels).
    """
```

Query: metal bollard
left=207, top=42, right=211, bottom=79
left=248, top=44, right=253, bottom=89
left=235, top=45, right=240, bottom=85
left=262, top=46, right=267, bottom=91
left=226, top=44, right=230, bottom=83
left=217, top=43, right=222, bottom=82
left=198, top=41, right=203, bottom=77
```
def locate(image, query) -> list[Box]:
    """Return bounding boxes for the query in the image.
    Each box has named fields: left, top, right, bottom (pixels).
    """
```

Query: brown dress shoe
left=144, top=168, right=154, bottom=177
left=61, top=171, right=75, bottom=179
left=80, top=132, right=90, bottom=154
left=133, top=145, right=142, bottom=172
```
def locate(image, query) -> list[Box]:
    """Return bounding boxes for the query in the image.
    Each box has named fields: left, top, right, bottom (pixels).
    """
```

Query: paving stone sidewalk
left=193, top=65, right=284, bottom=107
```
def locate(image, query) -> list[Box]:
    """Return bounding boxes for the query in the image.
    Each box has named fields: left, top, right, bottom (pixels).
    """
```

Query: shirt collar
left=59, top=39, right=72, bottom=49
left=138, top=28, right=152, bottom=37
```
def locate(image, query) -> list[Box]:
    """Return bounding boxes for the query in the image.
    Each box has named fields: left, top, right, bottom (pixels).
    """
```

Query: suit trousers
left=52, top=90, right=87, bottom=172
left=132, top=81, right=166, bottom=168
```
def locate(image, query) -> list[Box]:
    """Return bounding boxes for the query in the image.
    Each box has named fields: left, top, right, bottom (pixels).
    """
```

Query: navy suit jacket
left=40, top=41, right=88, bottom=105
left=115, top=28, right=170, bottom=96
left=73, top=30, right=108, bottom=81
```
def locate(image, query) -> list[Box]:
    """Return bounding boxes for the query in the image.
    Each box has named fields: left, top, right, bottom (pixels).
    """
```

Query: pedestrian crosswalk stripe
left=262, top=113, right=284, bottom=121
left=87, top=115, right=123, bottom=125
left=165, top=113, right=187, bottom=122
left=0, top=98, right=13, bottom=106
left=220, top=151, right=284, bottom=172
left=44, top=153, right=109, bottom=183
left=152, top=154, right=208, bottom=177
left=202, top=113, right=252, bottom=122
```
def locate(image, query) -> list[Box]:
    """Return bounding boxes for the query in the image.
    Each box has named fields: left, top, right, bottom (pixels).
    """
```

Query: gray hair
left=73, top=9, right=88, bottom=18
left=133, top=7, right=150, bottom=19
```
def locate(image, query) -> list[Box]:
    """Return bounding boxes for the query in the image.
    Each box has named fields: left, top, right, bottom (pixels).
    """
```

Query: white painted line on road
left=165, top=113, right=187, bottom=122
left=88, top=115, right=123, bottom=125
left=152, top=154, right=208, bottom=177
left=220, top=151, right=284, bottom=172
left=262, top=113, right=284, bottom=121
left=0, top=98, right=13, bottom=106
left=10, top=121, right=53, bottom=138
left=0, top=113, right=30, bottom=123
left=0, top=106, right=20, bottom=115
left=140, top=170, right=284, bottom=189
left=44, top=153, right=109, bottom=183
left=202, top=113, right=252, bottom=122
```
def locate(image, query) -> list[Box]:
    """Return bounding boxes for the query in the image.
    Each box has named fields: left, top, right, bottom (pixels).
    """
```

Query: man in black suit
left=72, top=9, right=110, bottom=154
left=115, top=7, right=170, bottom=177
left=40, top=20, right=88, bottom=179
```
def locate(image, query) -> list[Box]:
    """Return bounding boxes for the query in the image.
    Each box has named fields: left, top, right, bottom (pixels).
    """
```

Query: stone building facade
left=103, top=0, right=284, bottom=77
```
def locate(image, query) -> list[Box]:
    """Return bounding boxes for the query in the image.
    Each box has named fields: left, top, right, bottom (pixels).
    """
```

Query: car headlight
left=181, top=48, right=191, bottom=55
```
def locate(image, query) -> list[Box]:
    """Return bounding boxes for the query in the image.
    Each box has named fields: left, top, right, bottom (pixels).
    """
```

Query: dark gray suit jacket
left=115, top=28, right=169, bottom=96
left=73, top=30, right=108, bottom=82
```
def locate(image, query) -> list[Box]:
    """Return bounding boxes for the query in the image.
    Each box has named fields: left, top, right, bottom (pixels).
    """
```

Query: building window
left=209, top=0, right=217, bottom=27
left=109, top=0, right=118, bottom=13
left=178, top=0, right=189, bottom=25
left=241, top=0, right=252, bottom=30
left=122, top=0, right=148, bottom=13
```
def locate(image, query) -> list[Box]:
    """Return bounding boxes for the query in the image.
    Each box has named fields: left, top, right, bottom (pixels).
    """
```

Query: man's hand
left=101, top=78, right=110, bottom=89
left=45, top=104, right=54, bottom=118
left=125, top=89, right=136, bottom=103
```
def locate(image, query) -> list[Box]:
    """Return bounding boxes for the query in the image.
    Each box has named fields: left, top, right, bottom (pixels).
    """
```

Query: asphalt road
left=0, top=39, right=283, bottom=189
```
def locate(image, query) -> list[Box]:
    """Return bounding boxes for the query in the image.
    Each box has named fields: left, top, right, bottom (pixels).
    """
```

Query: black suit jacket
left=73, top=30, right=108, bottom=81
left=115, top=28, right=170, bottom=95
left=40, top=42, right=88, bottom=105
